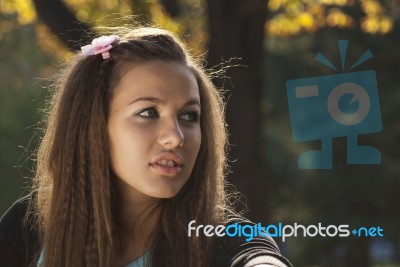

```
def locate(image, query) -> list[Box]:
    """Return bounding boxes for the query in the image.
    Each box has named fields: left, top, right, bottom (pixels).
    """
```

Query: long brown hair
left=33, top=27, right=231, bottom=267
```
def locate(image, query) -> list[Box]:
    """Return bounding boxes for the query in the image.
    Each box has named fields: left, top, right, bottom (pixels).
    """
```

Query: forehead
left=111, top=60, right=200, bottom=106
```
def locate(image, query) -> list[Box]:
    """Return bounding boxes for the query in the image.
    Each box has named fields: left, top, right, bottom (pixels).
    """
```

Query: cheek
left=185, top=127, right=202, bottom=158
left=110, top=119, right=148, bottom=145
left=194, top=131, right=202, bottom=152
left=108, top=120, right=149, bottom=168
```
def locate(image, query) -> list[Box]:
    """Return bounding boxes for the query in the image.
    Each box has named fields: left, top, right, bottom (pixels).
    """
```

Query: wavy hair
left=33, top=27, right=231, bottom=267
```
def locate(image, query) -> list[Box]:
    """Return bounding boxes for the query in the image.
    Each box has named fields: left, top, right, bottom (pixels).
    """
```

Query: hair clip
left=81, top=35, right=120, bottom=59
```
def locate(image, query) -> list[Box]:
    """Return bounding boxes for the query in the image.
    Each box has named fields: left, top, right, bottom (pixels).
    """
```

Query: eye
left=180, top=112, right=200, bottom=123
left=135, top=107, right=159, bottom=118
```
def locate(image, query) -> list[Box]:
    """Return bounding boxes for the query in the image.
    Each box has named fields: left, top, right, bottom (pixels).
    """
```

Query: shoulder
left=213, top=217, right=292, bottom=267
left=1, top=194, right=32, bottom=229
left=0, top=193, right=41, bottom=267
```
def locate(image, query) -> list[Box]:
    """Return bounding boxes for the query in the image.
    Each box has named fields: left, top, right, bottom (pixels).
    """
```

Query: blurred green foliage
left=0, top=13, right=50, bottom=213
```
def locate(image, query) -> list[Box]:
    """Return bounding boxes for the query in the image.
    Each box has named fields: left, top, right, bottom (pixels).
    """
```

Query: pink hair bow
left=81, top=35, right=120, bottom=59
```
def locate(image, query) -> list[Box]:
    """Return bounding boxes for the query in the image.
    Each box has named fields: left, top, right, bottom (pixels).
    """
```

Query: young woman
left=0, top=27, right=292, bottom=267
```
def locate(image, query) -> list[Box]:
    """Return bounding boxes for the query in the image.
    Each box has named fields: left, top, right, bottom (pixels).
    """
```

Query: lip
left=149, top=152, right=184, bottom=176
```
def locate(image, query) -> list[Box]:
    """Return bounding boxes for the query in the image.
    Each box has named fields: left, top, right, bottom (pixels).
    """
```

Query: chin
left=146, top=177, right=188, bottom=199
left=150, top=190, right=180, bottom=199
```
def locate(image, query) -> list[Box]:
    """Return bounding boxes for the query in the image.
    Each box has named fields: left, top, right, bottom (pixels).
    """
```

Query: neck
left=114, top=178, right=161, bottom=244
left=112, top=179, right=161, bottom=265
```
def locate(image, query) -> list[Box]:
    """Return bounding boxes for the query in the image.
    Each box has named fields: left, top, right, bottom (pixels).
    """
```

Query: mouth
left=149, top=152, right=184, bottom=176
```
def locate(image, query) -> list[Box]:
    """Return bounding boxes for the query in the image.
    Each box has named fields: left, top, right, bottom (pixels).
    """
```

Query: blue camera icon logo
left=286, top=41, right=382, bottom=169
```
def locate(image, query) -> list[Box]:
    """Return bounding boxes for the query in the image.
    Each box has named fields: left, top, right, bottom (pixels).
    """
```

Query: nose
left=157, top=118, right=184, bottom=149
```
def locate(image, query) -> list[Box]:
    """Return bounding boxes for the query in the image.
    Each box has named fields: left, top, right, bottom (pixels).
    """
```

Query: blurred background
left=0, top=0, right=399, bottom=266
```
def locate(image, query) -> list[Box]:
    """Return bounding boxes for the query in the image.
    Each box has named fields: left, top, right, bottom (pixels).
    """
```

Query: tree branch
left=159, top=0, right=180, bottom=17
left=32, top=0, right=95, bottom=51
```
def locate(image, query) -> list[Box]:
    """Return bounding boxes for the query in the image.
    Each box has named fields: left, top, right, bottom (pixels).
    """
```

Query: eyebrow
left=128, top=96, right=200, bottom=107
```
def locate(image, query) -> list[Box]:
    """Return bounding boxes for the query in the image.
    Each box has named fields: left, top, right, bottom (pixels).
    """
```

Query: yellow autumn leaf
left=379, top=16, right=393, bottom=34
left=268, top=0, right=288, bottom=12
left=298, top=12, right=314, bottom=30
left=320, top=0, right=349, bottom=6
left=361, top=0, right=383, bottom=15
left=150, top=2, right=183, bottom=35
left=1, top=0, right=37, bottom=25
left=361, top=16, right=380, bottom=33
left=326, top=8, right=354, bottom=28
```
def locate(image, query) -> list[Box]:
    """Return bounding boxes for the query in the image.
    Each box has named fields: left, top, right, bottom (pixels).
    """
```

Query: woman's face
left=107, top=60, right=201, bottom=201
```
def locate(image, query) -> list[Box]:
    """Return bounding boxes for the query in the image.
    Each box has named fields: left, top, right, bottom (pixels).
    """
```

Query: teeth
left=157, top=160, right=176, bottom=167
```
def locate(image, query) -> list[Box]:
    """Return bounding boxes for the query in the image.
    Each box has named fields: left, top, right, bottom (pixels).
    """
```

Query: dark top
left=0, top=195, right=292, bottom=267
left=0, top=195, right=40, bottom=267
